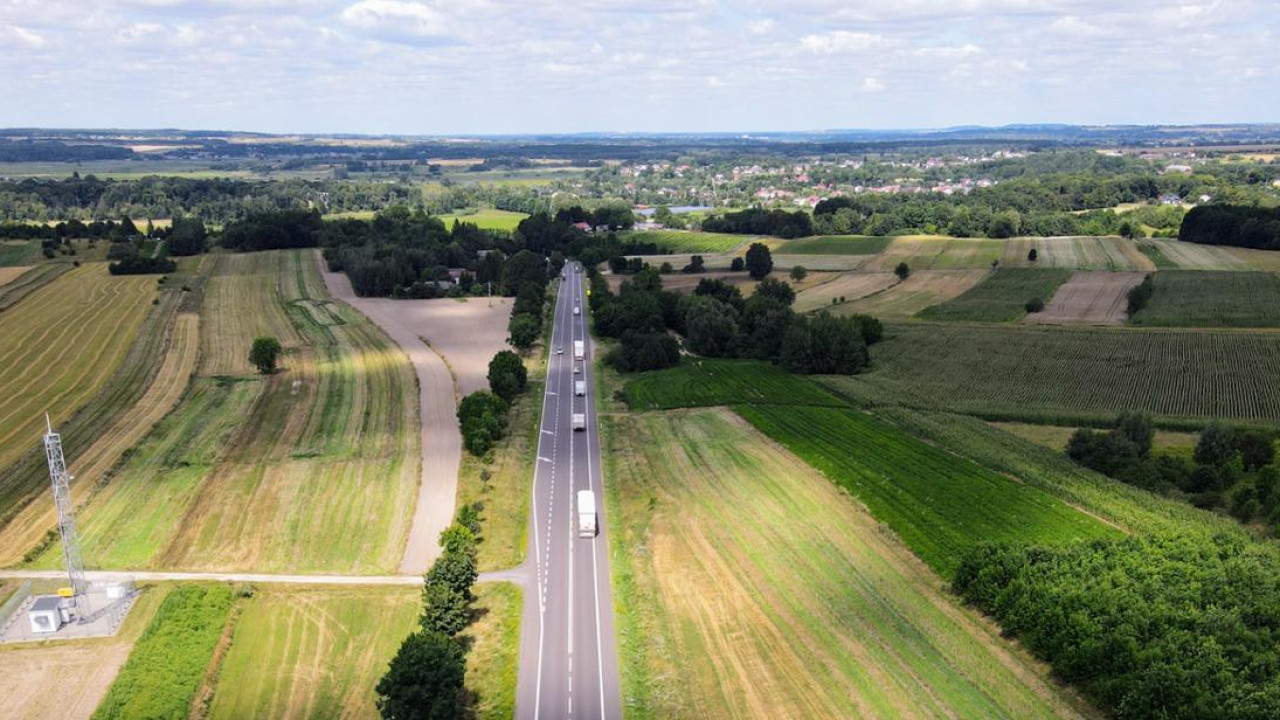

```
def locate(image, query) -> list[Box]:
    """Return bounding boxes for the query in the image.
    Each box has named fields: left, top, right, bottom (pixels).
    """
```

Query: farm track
left=0, top=313, right=199, bottom=565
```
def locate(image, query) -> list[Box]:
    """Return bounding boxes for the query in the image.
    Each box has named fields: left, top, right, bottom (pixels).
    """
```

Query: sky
left=0, top=0, right=1276, bottom=135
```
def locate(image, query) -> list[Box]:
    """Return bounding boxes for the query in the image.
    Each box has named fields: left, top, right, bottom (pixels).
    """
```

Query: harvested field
left=1146, top=240, right=1254, bottom=271
left=834, top=270, right=988, bottom=319
left=0, top=314, right=199, bottom=565
left=0, top=264, right=156, bottom=480
left=0, top=265, right=31, bottom=286
left=1029, top=271, right=1145, bottom=325
left=769, top=235, right=893, bottom=255
left=208, top=586, right=419, bottom=720
left=605, top=409, right=1090, bottom=719
left=200, top=252, right=303, bottom=376
left=608, top=270, right=747, bottom=295
left=322, top=254, right=513, bottom=573
left=1229, top=247, right=1280, bottom=271
left=794, top=272, right=898, bottom=312
left=1000, top=237, right=1154, bottom=271
left=0, top=264, right=71, bottom=312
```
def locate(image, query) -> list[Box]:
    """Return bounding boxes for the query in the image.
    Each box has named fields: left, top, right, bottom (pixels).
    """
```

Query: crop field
left=0, top=263, right=71, bottom=311
left=917, top=268, right=1071, bottom=322
left=827, top=324, right=1280, bottom=423
left=1028, top=271, right=1144, bottom=325
left=770, top=235, right=893, bottom=255
left=1144, top=240, right=1255, bottom=270
left=58, top=250, right=420, bottom=573
left=0, top=313, right=199, bottom=565
left=1228, top=246, right=1280, bottom=271
left=833, top=269, right=989, bottom=319
left=624, top=230, right=752, bottom=253
left=604, top=409, right=1089, bottom=719
left=93, top=584, right=235, bottom=720
left=0, top=240, right=40, bottom=266
left=1137, top=242, right=1178, bottom=269
left=1130, top=271, right=1280, bottom=327
left=433, top=208, right=528, bottom=231
left=623, top=359, right=847, bottom=411
left=999, top=237, right=1154, bottom=271
left=0, top=263, right=156, bottom=481
left=208, top=586, right=419, bottom=720
left=872, top=235, right=1003, bottom=270
left=793, top=271, right=898, bottom=312
left=736, top=404, right=1116, bottom=575
left=200, top=252, right=304, bottom=376
left=769, top=253, right=876, bottom=271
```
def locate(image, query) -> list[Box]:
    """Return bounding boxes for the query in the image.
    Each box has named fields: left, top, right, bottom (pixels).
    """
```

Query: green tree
left=790, top=265, right=808, bottom=282
left=248, top=337, right=281, bottom=375
left=375, top=631, right=465, bottom=720
left=508, top=313, right=541, bottom=351
left=754, top=277, right=795, bottom=306
left=894, top=262, right=910, bottom=281
left=487, top=350, right=528, bottom=403
left=1195, top=423, right=1237, bottom=467
left=1026, top=297, right=1045, bottom=313
left=420, top=580, right=469, bottom=637
left=683, top=295, right=739, bottom=357
left=730, top=257, right=745, bottom=272
left=426, top=548, right=478, bottom=601
left=1028, top=248, right=1038, bottom=262
left=744, top=242, right=773, bottom=280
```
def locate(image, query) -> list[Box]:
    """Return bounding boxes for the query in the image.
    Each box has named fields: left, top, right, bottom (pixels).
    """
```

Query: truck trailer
left=573, top=340, right=585, bottom=360
left=572, top=413, right=586, bottom=431
left=577, top=490, right=597, bottom=537
left=575, top=380, right=586, bottom=396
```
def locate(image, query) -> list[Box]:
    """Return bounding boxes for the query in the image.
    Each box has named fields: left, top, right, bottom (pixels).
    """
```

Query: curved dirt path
left=318, top=258, right=458, bottom=574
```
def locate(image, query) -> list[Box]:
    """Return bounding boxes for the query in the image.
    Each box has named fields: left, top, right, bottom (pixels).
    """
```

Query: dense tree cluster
left=1180, top=205, right=1280, bottom=250
left=702, top=208, right=814, bottom=238
left=486, top=350, right=528, bottom=404
left=107, top=255, right=177, bottom=275
left=0, top=141, right=133, bottom=162
left=457, top=391, right=509, bottom=457
left=1067, top=414, right=1280, bottom=531
left=591, top=267, right=880, bottom=375
left=954, top=534, right=1280, bottom=720
left=219, top=208, right=324, bottom=252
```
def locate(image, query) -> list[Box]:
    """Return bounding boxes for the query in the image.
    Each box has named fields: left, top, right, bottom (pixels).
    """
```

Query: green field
left=1137, top=242, right=1178, bottom=269
left=93, top=585, right=236, bottom=720
left=773, top=235, right=893, bottom=255
left=0, top=241, right=40, bottom=266
left=623, top=229, right=752, bottom=253
left=917, top=268, right=1072, bottom=322
left=604, top=409, right=1089, bottom=718
left=208, top=586, right=419, bottom=720
left=623, top=358, right=847, bottom=411
left=1130, top=270, right=1280, bottom=326
left=826, top=323, right=1280, bottom=424
left=433, top=208, right=528, bottom=231
left=735, top=405, right=1116, bottom=575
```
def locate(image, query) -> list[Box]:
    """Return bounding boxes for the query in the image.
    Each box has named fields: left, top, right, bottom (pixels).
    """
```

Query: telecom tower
left=43, top=414, right=89, bottom=621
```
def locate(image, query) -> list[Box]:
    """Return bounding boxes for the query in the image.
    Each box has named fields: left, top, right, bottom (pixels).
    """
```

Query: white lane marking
left=542, top=429, right=555, bottom=435
left=538, top=456, right=552, bottom=463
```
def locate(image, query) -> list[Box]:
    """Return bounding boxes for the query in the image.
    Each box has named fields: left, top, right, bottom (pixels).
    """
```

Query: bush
left=1127, top=274, right=1154, bottom=314
left=457, top=391, right=508, bottom=456
left=894, top=262, right=910, bottom=281
left=1026, top=297, right=1045, bottom=313
left=508, top=313, right=541, bottom=351
left=744, top=242, right=773, bottom=280
left=730, top=257, right=745, bottom=272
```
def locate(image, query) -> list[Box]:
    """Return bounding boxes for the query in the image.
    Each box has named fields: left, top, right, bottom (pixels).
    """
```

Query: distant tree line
left=1067, top=412, right=1280, bottom=531
left=1180, top=205, right=1280, bottom=250
left=0, top=141, right=132, bottom=162
left=954, top=534, right=1280, bottom=720
left=702, top=208, right=814, bottom=238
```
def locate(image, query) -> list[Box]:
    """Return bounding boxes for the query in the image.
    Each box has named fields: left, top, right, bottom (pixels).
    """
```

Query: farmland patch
left=834, top=269, right=988, bottom=318
left=1029, top=271, right=1144, bottom=325
left=794, top=271, right=898, bottom=312
left=772, top=235, right=893, bottom=255
left=918, top=268, right=1071, bottom=322
left=1130, top=270, right=1280, bottom=327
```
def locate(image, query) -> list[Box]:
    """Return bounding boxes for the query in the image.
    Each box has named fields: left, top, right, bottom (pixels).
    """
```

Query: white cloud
left=862, top=76, right=885, bottom=92
left=340, top=0, right=454, bottom=42
left=5, top=24, right=47, bottom=48
left=799, top=31, right=888, bottom=54
left=745, top=18, right=774, bottom=35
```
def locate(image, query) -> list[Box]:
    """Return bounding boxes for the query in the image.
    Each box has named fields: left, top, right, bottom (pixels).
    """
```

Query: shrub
left=1026, top=297, right=1045, bottom=313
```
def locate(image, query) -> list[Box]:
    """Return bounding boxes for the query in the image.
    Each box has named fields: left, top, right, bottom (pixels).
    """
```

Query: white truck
left=573, top=305, right=581, bottom=316
left=573, top=340, right=585, bottom=360
left=577, top=490, right=597, bottom=538
left=572, top=413, right=586, bottom=431
left=574, top=380, right=586, bottom=396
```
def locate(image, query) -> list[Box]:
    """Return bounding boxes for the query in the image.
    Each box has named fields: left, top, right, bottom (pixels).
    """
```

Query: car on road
left=556, top=346, right=563, bottom=354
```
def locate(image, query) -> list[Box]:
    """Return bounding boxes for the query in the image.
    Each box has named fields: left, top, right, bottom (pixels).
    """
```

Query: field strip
left=0, top=569, right=439, bottom=585
left=0, top=265, right=31, bottom=286
left=317, top=252, right=457, bottom=574
left=0, top=313, right=199, bottom=565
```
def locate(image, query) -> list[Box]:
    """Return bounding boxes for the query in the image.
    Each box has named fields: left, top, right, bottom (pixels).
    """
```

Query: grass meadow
left=917, top=268, right=1072, bottom=322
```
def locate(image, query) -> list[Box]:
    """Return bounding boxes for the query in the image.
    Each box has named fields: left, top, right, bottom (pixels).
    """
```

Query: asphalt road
left=515, top=267, right=623, bottom=720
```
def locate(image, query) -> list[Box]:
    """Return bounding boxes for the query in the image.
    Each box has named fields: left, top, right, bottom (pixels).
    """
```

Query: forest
left=1180, top=205, right=1280, bottom=250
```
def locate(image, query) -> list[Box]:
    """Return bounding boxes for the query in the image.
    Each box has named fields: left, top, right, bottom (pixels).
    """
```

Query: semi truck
left=574, top=380, right=586, bottom=396
left=572, top=413, right=586, bottom=431
left=573, top=340, right=585, bottom=360
left=577, top=490, right=597, bottom=537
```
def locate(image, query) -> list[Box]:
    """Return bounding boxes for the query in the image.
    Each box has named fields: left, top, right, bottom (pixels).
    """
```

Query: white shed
left=27, top=596, right=64, bottom=634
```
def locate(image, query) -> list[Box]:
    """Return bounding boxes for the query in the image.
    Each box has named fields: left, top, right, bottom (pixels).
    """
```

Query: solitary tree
left=894, top=262, right=911, bottom=281
left=375, top=630, right=466, bottom=720
left=248, top=337, right=281, bottom=374
left=744, top=242, right=773, bottom=280
left=1028, top=248, right=1039, bottom=263
left=730, top=257, right=745, bottom=272
left=790, top=265, right=808, bottom=282
left=508, top=313, right=540, bottom=351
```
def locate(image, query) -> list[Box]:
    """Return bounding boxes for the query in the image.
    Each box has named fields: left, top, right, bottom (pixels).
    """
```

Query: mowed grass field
left=917, top=268, right=1072, bottom=322
left=829, top=323, right=1280, bottom=423
left=623, top=229, right=753, bottom=253
left=834, top=269, right=989, bottom=318
left=770, top=234, right=893, bottom=255
left=1144, top=240, right=1256, bottom=270
left=433, top=208, right=528, bottom=231
left=0, top=240, right=41, bottom=266
left=0, top=263, right=156, bottom=480
left=208, top=586, right=419, bottom=720
left=604, top=409, right=1090, bottom=719
left=793, top=271, right=898, bottom=312
left=56, top=250, right=420, bottom=573
left=0, top=263, right=72, bottom=311
left=1130, top=271, right=1280, bottom=327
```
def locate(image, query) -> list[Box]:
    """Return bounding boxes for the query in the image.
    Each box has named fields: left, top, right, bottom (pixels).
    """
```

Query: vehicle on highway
left=574, top=305, right=581, bottom=316
left=577, top=490, right=597, bottom=538
left=574, top=364, right=581, bottom=374
left=574, top=340, right=585, bottom=359
left=575, top=380, right=586, bottom=396
left=556, top=346, right=563, bottom=354
left=572, top=413, right=586, bottom=431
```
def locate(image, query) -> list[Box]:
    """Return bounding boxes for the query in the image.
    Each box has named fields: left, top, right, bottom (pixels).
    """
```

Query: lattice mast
left=43, top=414, right=89, bottom=620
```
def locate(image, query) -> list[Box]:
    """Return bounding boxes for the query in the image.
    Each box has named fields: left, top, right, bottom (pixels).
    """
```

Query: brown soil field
left=1028, top=271, right=1145, bottom=325
left=794, top=272, right=898, bottom=312
left=0, top=641, right=133, bottom=719
left=0, top=266, right=31, bottom=287
left=0, top=314, right=200, bottom=565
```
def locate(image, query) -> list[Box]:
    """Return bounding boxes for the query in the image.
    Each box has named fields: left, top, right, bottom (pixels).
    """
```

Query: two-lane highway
left=515, top=265, right=623, bottom=719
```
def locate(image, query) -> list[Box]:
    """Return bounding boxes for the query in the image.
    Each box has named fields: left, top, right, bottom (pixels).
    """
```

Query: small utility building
left=28, top=596, right=65, bottom=634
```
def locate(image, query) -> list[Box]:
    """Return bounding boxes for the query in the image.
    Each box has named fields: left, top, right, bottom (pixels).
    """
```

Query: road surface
left=515, top=267, right=623, bottom=720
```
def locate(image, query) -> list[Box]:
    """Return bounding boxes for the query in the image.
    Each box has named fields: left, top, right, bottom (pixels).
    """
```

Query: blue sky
left=0, top=0, right=1275, bottom=134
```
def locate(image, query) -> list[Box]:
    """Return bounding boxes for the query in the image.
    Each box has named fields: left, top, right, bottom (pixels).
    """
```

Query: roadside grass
left=1130, top=270, right=1280, bottom=327
left=621, top=230, right=753, bottom=254
left=829, top=323, right=1280, bottom=425
left=603, top=409, right=1091, bottom=719
left=434, top=208, right=528, bottom=232
left=735, top=404, right=1118, bottom=576
left=464, top=582, right=522, bottom=719
left=622, top=358, right=846, bottom=411
left=772, top=235, right=893, bottom=255
left=917, top=267, right=1072, bottom=322
left=208, top=586, right=419, bottom=720
left=92, top=584, right=236, bottom=720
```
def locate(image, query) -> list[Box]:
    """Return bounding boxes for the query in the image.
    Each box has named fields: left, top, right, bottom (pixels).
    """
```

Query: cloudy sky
left=1, top=0, right=1276, bottom=134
